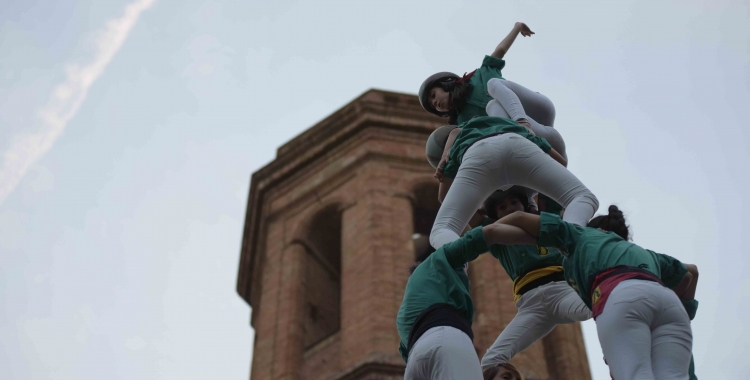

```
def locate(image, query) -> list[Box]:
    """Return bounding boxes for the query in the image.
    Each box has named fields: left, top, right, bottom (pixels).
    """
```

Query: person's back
left=396, top=246, right=474, bottom=360
left=396, top=226, right=487, bottom=380
left=397, top=219, right=537, bottom=379
left=539, top=214, right=662, bottom=309
left=525, top=208, right=694, bottom=379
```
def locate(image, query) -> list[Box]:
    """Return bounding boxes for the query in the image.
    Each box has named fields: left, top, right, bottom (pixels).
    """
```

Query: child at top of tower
left=418, top=22, right=568, bottom=160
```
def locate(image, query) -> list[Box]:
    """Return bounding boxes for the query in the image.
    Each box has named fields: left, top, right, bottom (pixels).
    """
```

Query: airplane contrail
left=0, top=0, right=156, bottom=205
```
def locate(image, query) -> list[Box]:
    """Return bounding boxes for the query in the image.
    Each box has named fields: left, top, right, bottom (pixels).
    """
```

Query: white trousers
left=430, top=133, right=598, bottom=249
left=597, top=280, right=693, bottom=380
left=480, top=281, right=592, bottom=370
left=486, top=78, right=567, bottom=160
left=404, top=326, right=483, bottom=380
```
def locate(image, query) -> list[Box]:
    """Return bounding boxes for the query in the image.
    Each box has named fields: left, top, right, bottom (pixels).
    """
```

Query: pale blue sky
left=1, top=0, right=749, bottom=379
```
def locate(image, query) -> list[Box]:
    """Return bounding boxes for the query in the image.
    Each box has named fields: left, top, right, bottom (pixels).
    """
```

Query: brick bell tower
left=236, top=89, right=592, bottom=380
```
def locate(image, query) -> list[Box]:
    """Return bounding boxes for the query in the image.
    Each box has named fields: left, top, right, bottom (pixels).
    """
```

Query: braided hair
left=587, top=205, right=630, bottom=240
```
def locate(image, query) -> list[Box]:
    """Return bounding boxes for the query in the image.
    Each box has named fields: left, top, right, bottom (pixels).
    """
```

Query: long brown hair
left=483, top=363, right=524, bottom=380
left=440, top=80, right=472, bottom=125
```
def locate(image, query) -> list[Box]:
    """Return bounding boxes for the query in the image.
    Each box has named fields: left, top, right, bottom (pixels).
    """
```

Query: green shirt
left=456, top=55, right=506, bottom=125
left=396, top=226, right=489, bottom=363
left=538, top=212, right=662, bottom=309
left=490, top=244, right=564, bottom=282
left=655, top=253, right=699, bottom=322
left=480, top=218, right=564, bottom=280
left=655, top=253, right=688, bottom=289
left=441, top=116, right=552, bottom=179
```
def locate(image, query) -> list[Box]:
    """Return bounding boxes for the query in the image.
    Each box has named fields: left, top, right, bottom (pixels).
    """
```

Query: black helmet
left=418, top=72, right=459, bottom=116
left=483, top=187, right=530, bottom=220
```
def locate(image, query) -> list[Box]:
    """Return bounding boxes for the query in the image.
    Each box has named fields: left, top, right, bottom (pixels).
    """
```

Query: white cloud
left=28, top=165, right=54, bottom=193
left=0, top=0, right=156, bottom=205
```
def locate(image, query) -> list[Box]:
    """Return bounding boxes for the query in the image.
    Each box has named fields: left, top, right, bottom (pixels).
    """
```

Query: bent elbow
left=686, top=264, right=699, bottom=280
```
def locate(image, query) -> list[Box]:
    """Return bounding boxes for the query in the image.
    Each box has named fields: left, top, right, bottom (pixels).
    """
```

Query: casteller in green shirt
left=490, top=244, right=563, bottom=284
left=536, top=212, right=664, bottom=310
left=537, top=212, right=698, bottom=379
left=456, top=55, right=507, bottom=125
left=441, top=116, right=552, bottom=179
left=396, top=226, right=489, bottom=363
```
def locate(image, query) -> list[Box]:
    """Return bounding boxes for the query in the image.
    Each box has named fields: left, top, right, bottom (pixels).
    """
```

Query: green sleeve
left=399, top=343, right=408, bottom=363
left=441, top=226, right=489, bottom=268
left=488, top=243, right=507, bottom=261
left=537, top=212, right=578, bottom=252
left=682, top=298, right=699, bottom=321
left=481, top=55, right=506, bottom=72
left=441, top=159, right=459, bottom=179
left=654, top=252, right=689, bottom=289
left=527, top=134, right=552, bottom=153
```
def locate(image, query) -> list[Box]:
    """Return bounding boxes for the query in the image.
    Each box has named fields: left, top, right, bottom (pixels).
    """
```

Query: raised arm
left=467, top=208, right=487, bottom=229
left=491, top=22, right=535, bottom=59
left=496, top=211, right=542, bottom=237
left=670, top=272, right=694, bottom=299
left=683, top=264, right=699, bottom=300
left=483, top=222, right=537, bottom=246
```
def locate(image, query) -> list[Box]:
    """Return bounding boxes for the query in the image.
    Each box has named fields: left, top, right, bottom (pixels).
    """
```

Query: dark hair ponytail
left=587, top=205, right=630, bottom=240
left=441, top=81, right=472, bottom=125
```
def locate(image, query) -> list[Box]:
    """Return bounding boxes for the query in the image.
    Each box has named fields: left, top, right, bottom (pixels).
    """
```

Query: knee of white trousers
left=429, top=228, right=459, bottom=250
left=485, top=99, right=511, bottom=118
left=585, top=191, right=600, bottom=213
left=480, top=349, right=512, bottom=371
left=573, top=190, right=599, bottom=213
left=487, top=77, right=506, bottom=90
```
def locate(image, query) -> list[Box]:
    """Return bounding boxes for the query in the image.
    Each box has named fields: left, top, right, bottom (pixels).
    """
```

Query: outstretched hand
left=515, top=22, right=534, bottom=37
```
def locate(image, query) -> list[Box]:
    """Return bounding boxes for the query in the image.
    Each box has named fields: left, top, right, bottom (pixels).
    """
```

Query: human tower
left=397, top=22, right=698, bottom=380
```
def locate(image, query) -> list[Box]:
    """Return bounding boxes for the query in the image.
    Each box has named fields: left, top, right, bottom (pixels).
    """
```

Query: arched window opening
left=412, top=183, right=440, bottom=262
left=302, top=205, right=342, bottom=349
